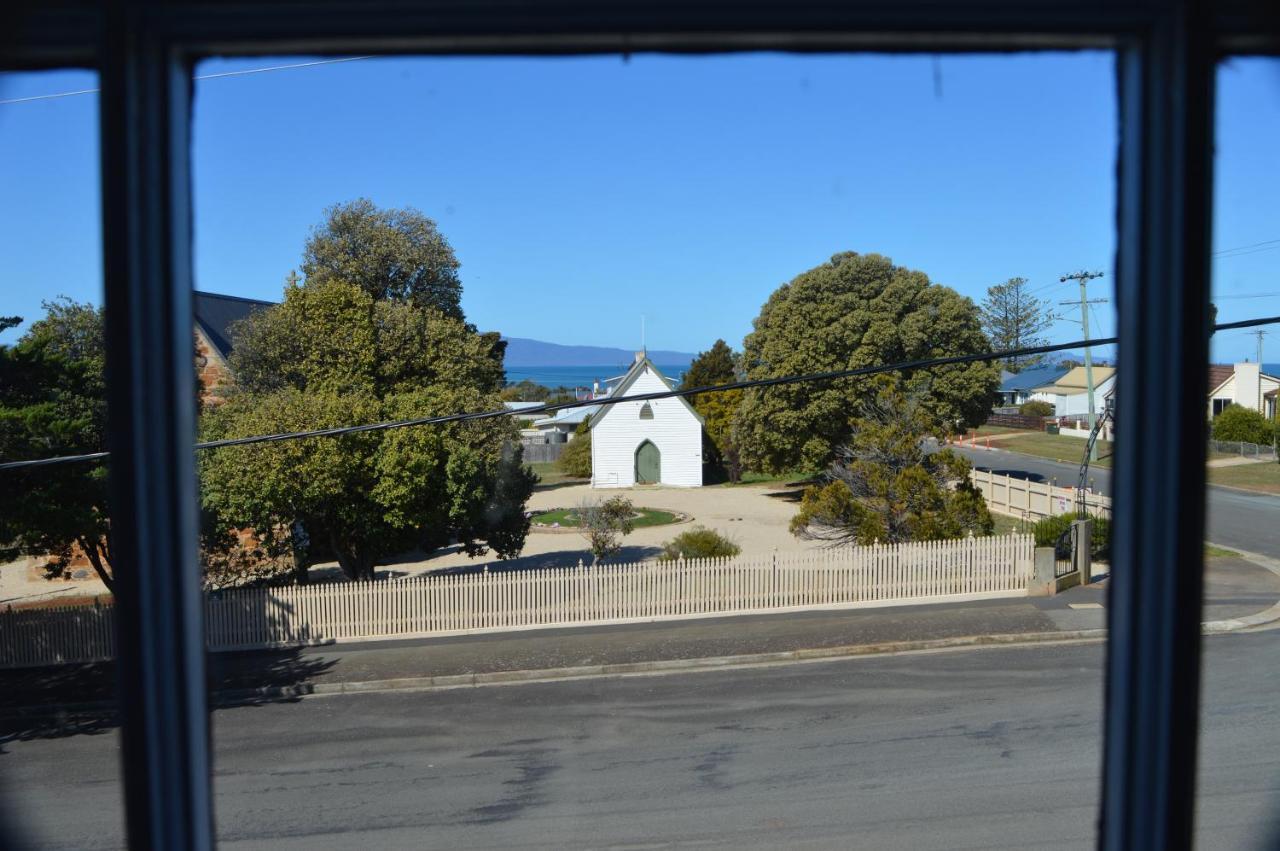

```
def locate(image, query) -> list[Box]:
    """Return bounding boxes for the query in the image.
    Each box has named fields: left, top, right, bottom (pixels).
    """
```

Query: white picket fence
left=970, top=469, right=1112, bottom=522
left=1, top=534, right=1035, bottom=669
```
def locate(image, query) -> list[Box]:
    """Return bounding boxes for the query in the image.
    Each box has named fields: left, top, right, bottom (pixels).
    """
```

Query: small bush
left=1033, top=511, right=1110, bottom=559
left=658, top=526, right=741, bottom=562
left=1212, top=404, right=1275, bottom=446
left=556, top=418, right=593, bottom=478
left=1019, top=400, right=1054, bottom=418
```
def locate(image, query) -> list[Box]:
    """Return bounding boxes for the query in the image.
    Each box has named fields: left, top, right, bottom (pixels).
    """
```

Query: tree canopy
left=789, top=381, right=993, bottom=545
left=735, top=252, right=1000, bottom=473
left=200, top=277, right=534, bottom=582
left=979, top=277, right=1057, bottom=372
left=681, top=339, right=744, bottom=482
left=302, top=198, right=465, bottom=320
left=0, top=300, right=115, bottom=590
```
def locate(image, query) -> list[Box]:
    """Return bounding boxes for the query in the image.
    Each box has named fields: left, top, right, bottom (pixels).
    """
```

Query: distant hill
left=502, top=336, right=697, bottom=368
left=1046, top=347, right=1116, bottom=366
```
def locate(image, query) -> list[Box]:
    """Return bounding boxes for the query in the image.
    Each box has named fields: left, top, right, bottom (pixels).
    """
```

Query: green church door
left=635, top=440, right=661, bottom=484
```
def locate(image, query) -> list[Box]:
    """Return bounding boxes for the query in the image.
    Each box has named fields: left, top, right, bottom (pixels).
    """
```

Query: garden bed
left=530, top=506, right=689, bottom=531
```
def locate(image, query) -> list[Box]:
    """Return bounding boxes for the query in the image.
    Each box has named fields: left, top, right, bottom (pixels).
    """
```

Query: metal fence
left=1208, top=439, right=1278, bottom=462
left=1, top=535, right=1035, bottom=669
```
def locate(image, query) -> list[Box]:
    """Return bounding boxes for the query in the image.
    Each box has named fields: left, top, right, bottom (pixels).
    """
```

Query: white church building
left=589, top=354, right=704, bottom=488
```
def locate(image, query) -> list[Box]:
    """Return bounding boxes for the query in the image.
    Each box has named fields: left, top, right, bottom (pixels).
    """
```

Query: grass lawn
left=531, top=506, right=683, bottom=528
left=990, top=432, right=1115, bottom=468
left=1208, top=462, right=1280, bottom=495
left=973, top=424, right=1030, bottom=436
left=717, top=470, right=821, bottom=488
left=990, top=514, right=1036, bottom=536
left=1205, top=543, right=1242, bottom=558
left=527, top=461, right=585, bottom=488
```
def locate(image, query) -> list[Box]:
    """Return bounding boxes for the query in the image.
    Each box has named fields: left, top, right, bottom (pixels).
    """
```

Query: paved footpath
left=2, top=555, right=1275, bottom=722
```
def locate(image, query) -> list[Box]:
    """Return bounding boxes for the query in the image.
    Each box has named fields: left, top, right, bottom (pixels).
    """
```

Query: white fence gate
left=1, top=534, right=1035, bottom=669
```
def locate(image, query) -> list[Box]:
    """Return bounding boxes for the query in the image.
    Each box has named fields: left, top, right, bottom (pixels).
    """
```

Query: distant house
left=997, top=365, right=1070, bottom=407
left=1033, top=366, right=1118, bottom=419
left=589, top=354, right=703, bottom=488
left=193, top=290, right=274, bottom=404
left=1207, top=363, right=1280, bottom=420
left=528, top=405, right=598, bottom=442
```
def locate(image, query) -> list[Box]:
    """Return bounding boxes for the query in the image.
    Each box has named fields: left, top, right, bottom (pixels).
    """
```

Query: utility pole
left=1252, top=329, right=1269, bottom=413
left=1061, top=270, right=1107, bottom=461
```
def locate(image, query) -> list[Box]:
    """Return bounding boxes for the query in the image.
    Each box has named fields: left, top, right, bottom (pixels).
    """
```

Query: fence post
left=1073, top=519, right=1094, bottom=585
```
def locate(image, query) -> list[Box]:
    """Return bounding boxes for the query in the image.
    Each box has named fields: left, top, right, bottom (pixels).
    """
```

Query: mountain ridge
left=502, top=336, right=697, bottom=367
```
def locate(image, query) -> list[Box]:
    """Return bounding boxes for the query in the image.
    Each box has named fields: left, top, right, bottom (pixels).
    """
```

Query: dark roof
left=193, top=291, right=275, bottom=361
left=999, top=365, right=1070, bottom=393
left=1207, top=364, right=1235, bottom=395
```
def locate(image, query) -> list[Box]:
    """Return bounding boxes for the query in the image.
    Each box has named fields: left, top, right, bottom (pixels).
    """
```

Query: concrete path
left=1207, top=455, right=1275, bottom=467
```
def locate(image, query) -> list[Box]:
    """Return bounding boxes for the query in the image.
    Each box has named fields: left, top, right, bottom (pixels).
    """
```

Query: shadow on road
left=0, top=647, right=337, bottom=752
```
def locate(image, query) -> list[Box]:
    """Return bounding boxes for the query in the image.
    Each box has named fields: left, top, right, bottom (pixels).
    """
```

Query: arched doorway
left=635, top=440, right=661, bottom=484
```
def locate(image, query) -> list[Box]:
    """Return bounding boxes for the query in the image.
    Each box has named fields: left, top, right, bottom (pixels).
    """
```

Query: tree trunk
left=78, top=536, right=115, bottom=594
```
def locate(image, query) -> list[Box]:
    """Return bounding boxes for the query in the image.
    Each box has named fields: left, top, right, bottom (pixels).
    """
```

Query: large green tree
left=681, top=339, right=744, bottom=482
left=736, top=252, right=999, bottom=473
left=789, top=381, right=993, bottom=545
left=200, top=276, right=535, bottom=582
left=0, top=300, right=115, bottom=590
left=979, top=276, right=1057, bottom=372
left=302, top=198, right=465, bottom=320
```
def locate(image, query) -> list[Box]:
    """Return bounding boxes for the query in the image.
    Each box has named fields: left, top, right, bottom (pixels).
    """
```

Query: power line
left=1213, top=237, right=1280, bottom=257
left=0, top=56, right=374, bottom=106
left=2, top=313, right=1277, bottom=473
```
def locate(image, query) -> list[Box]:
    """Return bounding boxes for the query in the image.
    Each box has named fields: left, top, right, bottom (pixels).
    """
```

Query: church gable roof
left=589, top=356, right=705, bottom=430
left=193, top=290, right=275, bottom=362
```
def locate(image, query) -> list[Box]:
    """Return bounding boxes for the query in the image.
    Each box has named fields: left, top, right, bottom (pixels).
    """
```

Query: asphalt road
left=953, top=445, right=1280, bottom=558
left=5, top=632, right=1280, bottom=850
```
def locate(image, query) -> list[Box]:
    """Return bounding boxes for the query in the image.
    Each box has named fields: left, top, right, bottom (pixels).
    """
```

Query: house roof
left=1206, top=365, right=1235, bottom=396
left=503, top=401, right=543, bottom=412
left=588, top=356, right=705, bottom=430
left=1000, top=365, right=1070, bottom=393
left=194, top=291, right=275, bottom=361
left=1034, top=365, right=1117, bottom=395
left=1207, top=363, right=1280, bottom=396
left=531, top=405, right=598, bottom=428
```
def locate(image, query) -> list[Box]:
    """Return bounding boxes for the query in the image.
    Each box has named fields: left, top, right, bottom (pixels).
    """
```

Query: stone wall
left=195, top=327, right=235, bottom=406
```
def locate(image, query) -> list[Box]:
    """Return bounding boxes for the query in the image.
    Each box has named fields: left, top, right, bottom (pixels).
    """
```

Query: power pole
left=1252, top=329, right=1269, bottom=413
left=1061, top=270, right=1107, bottom=461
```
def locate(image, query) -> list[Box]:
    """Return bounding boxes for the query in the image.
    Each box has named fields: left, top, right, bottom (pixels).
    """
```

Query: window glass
left=1198, top=55, right=1280, bottom=846
left=0, top=68, right=122, bottom=850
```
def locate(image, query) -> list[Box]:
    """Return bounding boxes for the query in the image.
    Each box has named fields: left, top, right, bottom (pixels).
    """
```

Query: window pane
left=0, top=68, right=123, bottom=850
left=1198, top=55, right=1280, bottom=848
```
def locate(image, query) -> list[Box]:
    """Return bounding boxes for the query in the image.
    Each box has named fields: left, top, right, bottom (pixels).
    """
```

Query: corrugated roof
left=1035, top=365, right=1117, bottom=394
left=999, top=365, right=1070, bottom=393
left=532, top=405, right=599, bottom=428
left=194, top=291, right=275, bottom=361
left=503, top=401, right=543, bottom=411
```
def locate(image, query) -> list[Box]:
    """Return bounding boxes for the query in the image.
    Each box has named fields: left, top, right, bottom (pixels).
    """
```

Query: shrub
left=578, top=496, right=634, bottom=564
left=658, top=526, right=741, bottom=562
left=556, top=417, right=593, bottom=478
left=1019, top=400, right=1054, bottom=418
left=1212, top=404, right=1275, bottom=446
left=1033, top=511, right=1110, bottom=559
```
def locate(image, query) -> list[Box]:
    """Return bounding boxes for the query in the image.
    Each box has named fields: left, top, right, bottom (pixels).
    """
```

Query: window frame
left=4, top=1, right=1278, bottom=849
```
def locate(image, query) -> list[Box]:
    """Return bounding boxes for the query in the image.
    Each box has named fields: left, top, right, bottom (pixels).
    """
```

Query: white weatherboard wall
left=1054, top=373, right=1117, bottom=417
left=590, top=359, right=703, bottom=487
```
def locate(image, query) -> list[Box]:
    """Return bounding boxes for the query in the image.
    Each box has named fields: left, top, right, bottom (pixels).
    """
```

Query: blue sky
left=1, top=53, right=1277, bottom=362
